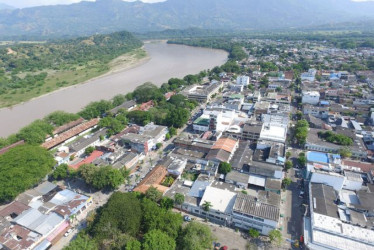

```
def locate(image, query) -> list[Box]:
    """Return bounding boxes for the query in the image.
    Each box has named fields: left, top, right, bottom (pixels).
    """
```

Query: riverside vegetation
left=0, top=31, right=143, bottom=107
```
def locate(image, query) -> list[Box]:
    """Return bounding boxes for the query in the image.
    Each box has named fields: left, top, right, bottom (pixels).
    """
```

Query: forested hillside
left=0, top=31, right=143, bottom=107
left=0, top=0, right=374, bottom=39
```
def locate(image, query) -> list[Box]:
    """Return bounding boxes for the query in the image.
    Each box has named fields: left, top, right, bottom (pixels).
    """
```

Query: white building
left=301, top=69, right=317, bottom=82
left=302, top=91, right=320, bottom=105
left=236, top=76, right=250, bottom=86
left=199, top=186, right=237, bottom=223
left=259, top=122, right=288, bottom=143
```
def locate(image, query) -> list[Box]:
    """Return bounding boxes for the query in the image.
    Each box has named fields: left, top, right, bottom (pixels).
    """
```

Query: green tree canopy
left=143, top=230, right=176, bottom=250
left=268, top=229, right=283, bottom=246
left=177, top=222, right=214, bottom=250
left=91, top=192, right=142, bottom=239
left=218, top=162, right=232, bottom=175
left=44, top=111, right=80, bottom=127
left=0, top=145, right=55, bottom=203
left=64, top=234, right=98, bottom=250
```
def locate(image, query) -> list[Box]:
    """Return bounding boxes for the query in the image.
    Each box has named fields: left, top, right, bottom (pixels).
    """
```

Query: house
left=112, top=152, right=139, bottom=170
left=301, top=69, right=317, bottom=82
left=141, top=123, right=168, bottom=144
left=134, top=165, right=169, bottom=194
left=70, top=150, right=104, bottom=170
left=206, top=137, right=239, bottom=163
left=110, top=100, right=136, bottom=114
left=302, top=91, right=320, bottom=105
left=236, top=76, right=250, bottom=86
left=303, top=104, right=328, bottom=119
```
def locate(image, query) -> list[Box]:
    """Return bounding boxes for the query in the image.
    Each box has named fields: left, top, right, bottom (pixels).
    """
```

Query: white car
left=64, top=228, right=73, bottom=237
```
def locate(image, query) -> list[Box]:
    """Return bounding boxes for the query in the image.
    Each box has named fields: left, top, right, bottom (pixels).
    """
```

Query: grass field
left=0, top=48, right=147, bottom=108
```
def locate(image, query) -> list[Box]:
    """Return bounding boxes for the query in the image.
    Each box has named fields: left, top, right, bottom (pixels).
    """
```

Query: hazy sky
left=1, top=0, right=166, bottom=8
left=1, top=0, right=373, bottom=8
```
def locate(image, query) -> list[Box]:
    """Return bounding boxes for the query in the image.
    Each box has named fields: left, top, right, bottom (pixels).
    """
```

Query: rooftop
left=200, top=186, right=237, bottom=214
left=233, top=192, right=280, bottom=222
left=311, top=183, right=338, bottom=219
left=211, top=137, right=238, bottom=153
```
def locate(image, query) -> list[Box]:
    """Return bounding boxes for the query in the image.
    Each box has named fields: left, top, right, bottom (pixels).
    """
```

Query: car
left=64, top=228, right=73, bottom=237
left=299, top=191, right=305, bottom=198
left=183, top=215, right=192, bottom=222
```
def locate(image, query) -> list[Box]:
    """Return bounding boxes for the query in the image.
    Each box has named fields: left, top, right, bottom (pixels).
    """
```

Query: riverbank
left=0, top=48, right=148, bottom=108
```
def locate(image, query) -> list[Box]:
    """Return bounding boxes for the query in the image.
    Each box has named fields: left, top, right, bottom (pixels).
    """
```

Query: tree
left=52, top=164, right=69, bottom=180
left=298, top=155, right=307, bottom=167
left=218, top=162, right=232, bottom=175
left=249, top=228, right=260, bottom=239
left=285, top=161, right=293, bottom=171
left=143, top=230, right=176, bottom=250
left=79, top=165, right=124, bottom=190
left=285, top=151, right=291, bottom=159
left=85, top=146, right=95, bottom=156
left=169, top=127, right=177, bottom=136
left=177, top=222, right=214, bottom=250
left=201, top=201, right=212, bottom=220
left=156, top=142, right=163, bottom=150
left=145, top=186, right=163, bottom=202
left=132, top=82, right=165, bottom=103
left=44, top=111, right=80, bottom=126
left=282, top=178, right=292, bottom=189
left=125, top=240, right=141, bottom=250
left=174, top=193, right=185, bottom=211
left=64, top=234, right=97, bottom=250
left=166, top=107, right=190, bottom=128
left=79, top=100, right=113, bottom=119
left=294, top=119, right=309, bottom=145
left=0, top=145, right=55, bottom=203
left=91, top=193, right=142, bottom=239
left=17, top=120, right=53, bottom=144
left=268, top=229, right=283, bottom=246
left=339, top=147, right=352, bottom=158
left=112, top=94, right=127, bottom=107
left=160, top=197, right=174, bottom=210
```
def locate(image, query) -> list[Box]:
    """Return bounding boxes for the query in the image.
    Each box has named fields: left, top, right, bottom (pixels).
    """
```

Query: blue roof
left=188, top=181, right=210, bottom=198
left=332, top=154, right=341, bottom=160
left=307, top=151, right=329, bottom=164
left=320, top=100, right=330, bottom=105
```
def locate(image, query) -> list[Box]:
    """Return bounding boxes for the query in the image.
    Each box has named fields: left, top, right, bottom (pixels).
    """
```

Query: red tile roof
left=343, top=160, right=374, bottom=173
left=52, top=118, right=85, bottom=135
left=70, top=150, right=104, bottom=170
left=42, top=118, right=99, bottom=149
left=211, top=138, right=238, bottom=153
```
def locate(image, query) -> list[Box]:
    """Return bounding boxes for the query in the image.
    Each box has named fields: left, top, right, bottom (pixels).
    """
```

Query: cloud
left=0, top=0, right=166, bottom=9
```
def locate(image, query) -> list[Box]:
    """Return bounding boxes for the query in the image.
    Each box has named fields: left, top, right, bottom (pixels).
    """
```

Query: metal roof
left=233, top=193, right=280, bottom=222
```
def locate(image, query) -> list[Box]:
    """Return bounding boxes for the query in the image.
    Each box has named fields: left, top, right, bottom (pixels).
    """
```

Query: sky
left=0, top=0, right=166, bottom=9
left=1, top=0, right=373, bottom=8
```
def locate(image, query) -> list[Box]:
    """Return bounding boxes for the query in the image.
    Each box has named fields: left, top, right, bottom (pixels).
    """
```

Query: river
left=0, top=42, right=227, bottom=137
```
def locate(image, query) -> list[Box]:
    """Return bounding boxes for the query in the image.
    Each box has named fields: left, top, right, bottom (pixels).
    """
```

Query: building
left=232, top=192, right=280, bottom=235
left=0, top=182, right=91, bottom=250
left=120, top=133, right=153, bottom=154
left=302, top=91, right=320, bottom=105
left=199, top=186, right=237, bottom=224
left=206, top=137, right=239, bottom=163
left=236, top=76, right=250, bottom=86
left=304, top=183, right=374, bottom=250
left=303, top=104, right=328, bottom=119
left=259, top=122, right=288, bottom=144
left=141, top=123, right=168, bottom=144
left=110, top=100, right=136, bottom=115
left=42, top=118, right=99, bottom=150
left=182, top=81, right=222, bottom=103
left=242, top=123, right=262, bottom=141
left=69, top=129, right=107, bottom=156
left=305, top=128, right=368, bottom=159
left=301, top=69, right=317, bottom=82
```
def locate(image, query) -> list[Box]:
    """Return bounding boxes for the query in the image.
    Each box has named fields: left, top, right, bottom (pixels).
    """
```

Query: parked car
left=183, top=215, right=192, bottom=222
left=64, top=228, right=73, bottom=237
left=299, top=191, right=305, bottom=198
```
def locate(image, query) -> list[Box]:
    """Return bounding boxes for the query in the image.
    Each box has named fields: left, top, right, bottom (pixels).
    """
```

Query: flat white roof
left=200, top=186, right=237, bottom=214
left=260, top=124, right=287, bottom=143
left=313, top=213, right=374, bottom=246
left=248, top=175, right=266, bottom=187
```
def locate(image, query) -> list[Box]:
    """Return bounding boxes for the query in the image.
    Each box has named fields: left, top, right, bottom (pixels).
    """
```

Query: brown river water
left=0, top=42, right=228, bottom=137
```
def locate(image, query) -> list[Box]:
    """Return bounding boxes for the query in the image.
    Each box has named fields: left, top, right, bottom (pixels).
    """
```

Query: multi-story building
left=236, top=76, right=250, bottom=86
left=232, top=192, right=280, bottom=235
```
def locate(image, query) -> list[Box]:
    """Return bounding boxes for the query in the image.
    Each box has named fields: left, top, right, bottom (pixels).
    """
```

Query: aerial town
left=1, top=37, right=374, bottom=250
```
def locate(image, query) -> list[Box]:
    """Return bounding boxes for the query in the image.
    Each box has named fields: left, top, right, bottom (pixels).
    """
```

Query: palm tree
left=202, top=201, right=212, bottom=221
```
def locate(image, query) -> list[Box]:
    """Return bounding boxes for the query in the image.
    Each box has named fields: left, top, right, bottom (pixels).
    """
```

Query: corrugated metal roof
left=233, top=193, right=280, bottom=222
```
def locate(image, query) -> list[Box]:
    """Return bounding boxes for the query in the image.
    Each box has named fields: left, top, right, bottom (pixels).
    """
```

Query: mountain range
left=0, top=0, right=374, bottom=39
